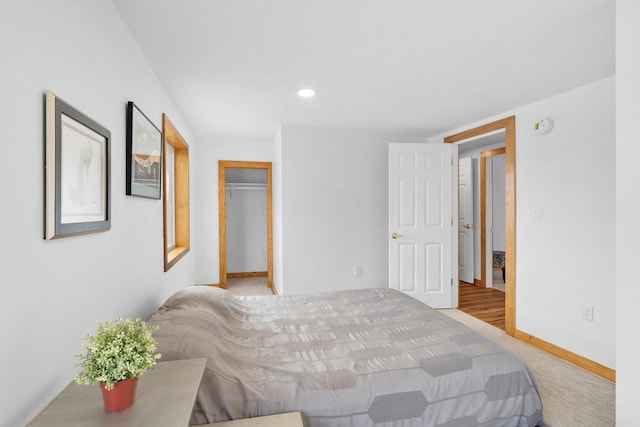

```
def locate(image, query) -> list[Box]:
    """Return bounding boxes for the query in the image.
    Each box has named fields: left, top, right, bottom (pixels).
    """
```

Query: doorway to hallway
left=444, top=116, right=516, bottom=335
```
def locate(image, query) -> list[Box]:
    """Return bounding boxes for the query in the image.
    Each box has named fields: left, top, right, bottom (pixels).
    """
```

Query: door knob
left=391, top=232, right=405, bottom=239
left=463, top=224, right=473, bottom=229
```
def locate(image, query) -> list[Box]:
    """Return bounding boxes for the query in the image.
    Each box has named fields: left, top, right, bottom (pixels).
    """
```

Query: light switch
left=532, top=207, right=542, bottom=221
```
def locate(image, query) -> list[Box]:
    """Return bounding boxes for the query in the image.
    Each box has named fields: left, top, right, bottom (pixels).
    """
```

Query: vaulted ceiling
left=113, top=0, right=614, bottom=142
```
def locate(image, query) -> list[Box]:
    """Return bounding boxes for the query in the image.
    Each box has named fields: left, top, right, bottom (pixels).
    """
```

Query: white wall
left=279, top=125, right=423, bottom=295
left=0, top=2, right=196, bottom=426
left=491, top=155, right=506, bottom=252
left=272, top=127, right=284, bottom=293
left=616, top=1, right=640, bottom=424
left=226, top=187, right=268, bottom=273
left=192, top=139, right=273, bottom=285
left=429, top=77, right=615, bottom=370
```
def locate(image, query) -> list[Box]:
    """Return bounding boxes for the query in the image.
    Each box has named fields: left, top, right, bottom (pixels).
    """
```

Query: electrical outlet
left=354, top=265, right=362, bottom=276
left=581, top=305, right=594, bottom=322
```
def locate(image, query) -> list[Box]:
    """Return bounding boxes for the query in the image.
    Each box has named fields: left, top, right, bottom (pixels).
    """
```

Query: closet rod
left=225, top=183, right=267, bottom=190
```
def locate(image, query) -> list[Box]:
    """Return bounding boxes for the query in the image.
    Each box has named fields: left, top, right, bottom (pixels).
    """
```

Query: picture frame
left=126, top=102, right=162, bottom=199
left=44, top=91, right=111, bottom=240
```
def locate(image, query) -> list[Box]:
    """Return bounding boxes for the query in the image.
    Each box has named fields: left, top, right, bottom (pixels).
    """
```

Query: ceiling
left=112, top=0, right=614, bottom=143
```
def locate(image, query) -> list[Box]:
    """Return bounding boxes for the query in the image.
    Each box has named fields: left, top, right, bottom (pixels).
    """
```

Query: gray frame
left=44, top=91, right=111, bottom=239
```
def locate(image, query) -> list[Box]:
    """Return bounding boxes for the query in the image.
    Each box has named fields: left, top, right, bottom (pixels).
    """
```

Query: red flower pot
left=100, top=377, right=139, bottom=412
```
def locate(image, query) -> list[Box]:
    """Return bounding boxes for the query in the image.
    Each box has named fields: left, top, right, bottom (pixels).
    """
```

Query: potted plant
left=75, top=317, right=161, bottom=412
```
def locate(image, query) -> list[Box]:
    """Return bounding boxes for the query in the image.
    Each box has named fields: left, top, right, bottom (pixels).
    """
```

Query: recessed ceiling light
left=297, top=88, right=316, bottom=98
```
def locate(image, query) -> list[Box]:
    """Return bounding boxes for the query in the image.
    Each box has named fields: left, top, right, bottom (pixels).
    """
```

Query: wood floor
left=458, top=281, right=505, bottom=330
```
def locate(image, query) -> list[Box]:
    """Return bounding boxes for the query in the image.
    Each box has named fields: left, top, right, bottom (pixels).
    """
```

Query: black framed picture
left=126, top=101, right=162, bottom=199
left=44, top=91, right=111, bottom=240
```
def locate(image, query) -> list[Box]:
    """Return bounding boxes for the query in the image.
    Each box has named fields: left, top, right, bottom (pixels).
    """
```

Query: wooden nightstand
left=195, top=412, right=303, bottom=426
left=28, top=358, right=206, bottom=427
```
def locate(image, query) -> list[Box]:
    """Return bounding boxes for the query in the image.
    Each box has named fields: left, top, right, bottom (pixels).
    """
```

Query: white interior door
left=389, top=143, right=454, bottom=308
left=458, top=157, right=474, bottom=283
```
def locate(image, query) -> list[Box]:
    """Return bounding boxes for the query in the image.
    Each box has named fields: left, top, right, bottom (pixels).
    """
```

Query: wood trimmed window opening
left=162, top=114, right=190, bottom=271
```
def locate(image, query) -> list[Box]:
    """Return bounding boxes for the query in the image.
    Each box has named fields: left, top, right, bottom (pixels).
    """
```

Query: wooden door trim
left=218, top=160, right=273, bottom=291
left=480, top=147, right=506, bottom=288
left=444, top=116, right=516, bottom=336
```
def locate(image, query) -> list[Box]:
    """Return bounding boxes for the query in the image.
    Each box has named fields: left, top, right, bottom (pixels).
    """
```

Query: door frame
left=480, top=147, right=506, bottom=288
left=444, top=116, right=516, bottom=336
left=218, top=160, right=273, bottom=291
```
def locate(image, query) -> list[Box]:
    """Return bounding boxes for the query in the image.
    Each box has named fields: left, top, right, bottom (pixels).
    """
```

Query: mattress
left=147, top=286, right=544, bottom=426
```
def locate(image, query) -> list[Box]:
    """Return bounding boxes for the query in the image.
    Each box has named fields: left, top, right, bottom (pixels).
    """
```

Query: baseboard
left=514, top=329, right=615, bottom=382
left=227, top=271, right=268, bottom=278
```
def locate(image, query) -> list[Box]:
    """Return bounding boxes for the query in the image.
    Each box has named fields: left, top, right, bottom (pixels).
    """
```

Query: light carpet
left=226, top=277, right=274, bottom=295
left=441, top=309, right=614, bottom=427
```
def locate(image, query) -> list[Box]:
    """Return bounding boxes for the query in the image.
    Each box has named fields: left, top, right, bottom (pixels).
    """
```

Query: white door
left=389, top=143, right=454, bottom=308
left=458, top=157, right=474, bottom=283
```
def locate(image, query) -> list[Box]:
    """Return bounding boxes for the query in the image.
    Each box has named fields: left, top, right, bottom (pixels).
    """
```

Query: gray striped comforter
left=148, top=286, right=544, bottom=426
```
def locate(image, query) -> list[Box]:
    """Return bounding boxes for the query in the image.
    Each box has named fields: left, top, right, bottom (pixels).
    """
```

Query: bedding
left=148, top=286, right=544, bottom=426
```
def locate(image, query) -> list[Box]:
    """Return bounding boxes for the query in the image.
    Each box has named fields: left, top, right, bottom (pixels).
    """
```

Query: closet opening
left=218, top=161, right=273, bottom=292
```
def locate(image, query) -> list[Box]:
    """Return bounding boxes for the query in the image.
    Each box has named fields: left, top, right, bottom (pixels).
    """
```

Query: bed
left=147, top=286, right=544, bottom=426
